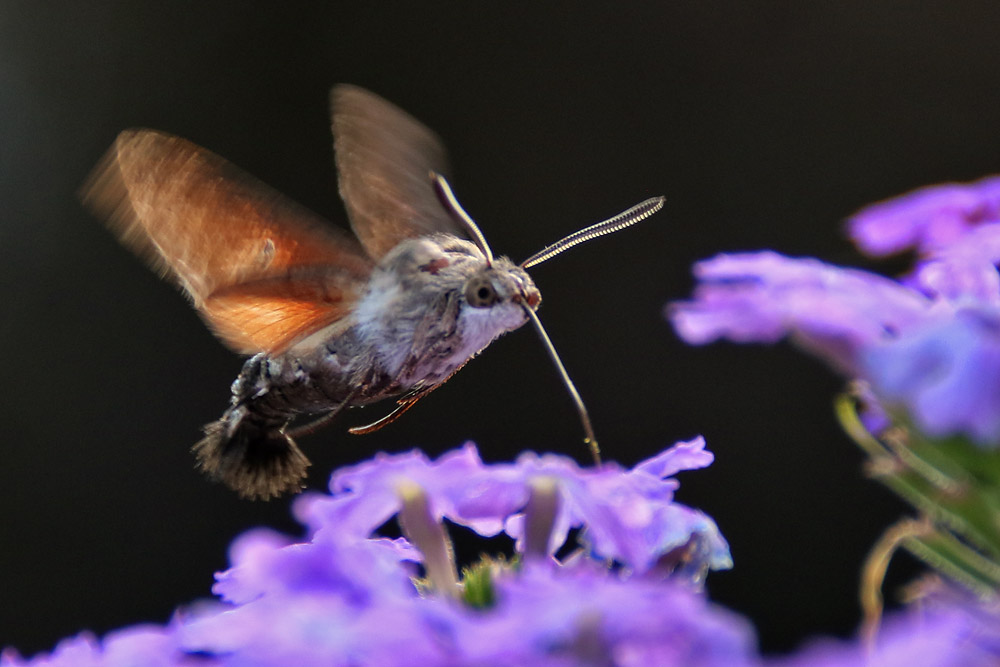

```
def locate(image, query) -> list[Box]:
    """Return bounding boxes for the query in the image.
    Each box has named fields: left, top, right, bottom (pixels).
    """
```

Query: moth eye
left=465, top=276, right=499, bottom=308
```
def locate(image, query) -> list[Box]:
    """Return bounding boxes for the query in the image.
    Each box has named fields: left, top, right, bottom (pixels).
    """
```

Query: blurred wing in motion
left=331, top=84, right=465, bottom=260
left=82, top=129, right=374, bottom=355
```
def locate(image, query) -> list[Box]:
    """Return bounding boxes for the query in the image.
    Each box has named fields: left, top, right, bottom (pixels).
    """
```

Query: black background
left=2, top=1, right=997, bottom=657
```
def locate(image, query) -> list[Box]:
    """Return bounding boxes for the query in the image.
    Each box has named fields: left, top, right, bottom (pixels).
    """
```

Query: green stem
left=835, top=391, right=1000, bottom=597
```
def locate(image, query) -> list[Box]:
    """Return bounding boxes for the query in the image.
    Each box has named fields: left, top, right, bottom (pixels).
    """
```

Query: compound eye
left=465, top=276, right=499, bottom=308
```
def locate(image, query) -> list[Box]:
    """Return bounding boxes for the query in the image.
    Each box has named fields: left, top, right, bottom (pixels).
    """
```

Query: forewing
left=331, top=84, right=464, bottom=260
left=82, top=129, right=374, bottom=355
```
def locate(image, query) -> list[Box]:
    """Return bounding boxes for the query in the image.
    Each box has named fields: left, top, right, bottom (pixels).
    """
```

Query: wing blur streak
left=82, top=129, right=374, bottom=355
left=331, top=84, right=465, bottom=259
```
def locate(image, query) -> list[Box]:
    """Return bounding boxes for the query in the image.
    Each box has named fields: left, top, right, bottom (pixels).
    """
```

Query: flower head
left=670, top=176, right=1000, bottom=447
left=772, top=586, right=1000, bottom=667
left=1, top=625, right=183, bottom=667
left=670, top=251, right=934, bottom=376
left=211, top=528, right=420, bottom=606
left=297, top=439, right=731, bottom=575
left=5, top=442, right=744, bottom=666
left=848, top=175, right=1000, bottom=257
left=451, top=559, right=756, bottom=667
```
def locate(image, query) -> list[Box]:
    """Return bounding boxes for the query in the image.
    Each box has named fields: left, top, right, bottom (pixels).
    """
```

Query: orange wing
left=82, top=129, right=374, bottom=355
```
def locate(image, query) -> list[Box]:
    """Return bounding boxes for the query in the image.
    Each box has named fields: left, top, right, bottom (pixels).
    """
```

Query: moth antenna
left=431, top=172, right=495, bottom=266
left=520, top=196, right=665, bottom=269
left=523, top=306, right=601, bottom=466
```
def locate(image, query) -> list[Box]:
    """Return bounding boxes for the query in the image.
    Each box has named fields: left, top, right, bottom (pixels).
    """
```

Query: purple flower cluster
left=776, top=583, right=1000, bottom=667
left=670, top=176, right=1000, bottom=446
left=299, top=439, right=732, bottom=575
left=3, top=441, right=751, bottom=666
left=5, top=442, right=998, bottom=665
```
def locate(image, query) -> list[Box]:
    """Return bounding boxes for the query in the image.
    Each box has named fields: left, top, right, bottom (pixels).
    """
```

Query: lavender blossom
left=8, top=441, right=997, bottom=667
left=773, top=586, right=1000, bottom=667
left=669, top=177, right=1000, bottom=635
left=211, top=528, right=421, bottom=606
left=848, top=175, right=1000, bottom=257
left=453, top=559, right=756, bottom=666
left=669, top=252, right=935, bottom=376
left=670, top=177, right=1000, bottom=446
left=3, top=442, right=747, bottom=666
left=862, top=308, right=1000, bottom=442
left=848, top=177, right=1000, bottom=304
left=177, top=558, right=756, bottom=667
left=0, top=625, right=186, bottom=667
left=297, top=439, right=732, bottom=575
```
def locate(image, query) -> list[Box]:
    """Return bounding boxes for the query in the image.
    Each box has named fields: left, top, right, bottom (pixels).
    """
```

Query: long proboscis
left=432, top=182, right=664, bottom=466
left=520, top=196, right=665, bottom=269
left=519, top=195, right=665, bottom=465
left=523, top=306, right=601, bottom=466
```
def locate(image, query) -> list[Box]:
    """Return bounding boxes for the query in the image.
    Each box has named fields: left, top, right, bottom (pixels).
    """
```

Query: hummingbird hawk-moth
left=82, top=85, right=663, bottom=500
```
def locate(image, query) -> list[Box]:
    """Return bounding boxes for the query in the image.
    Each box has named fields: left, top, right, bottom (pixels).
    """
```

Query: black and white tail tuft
left=193, top=408, right=310, bottom=500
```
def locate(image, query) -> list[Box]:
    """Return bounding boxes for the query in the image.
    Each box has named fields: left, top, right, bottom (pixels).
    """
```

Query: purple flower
left=669, top=252, right=935, bottom=376
left=450, top=560, right=756, bottom=666
left=180, top=559, right=757, bottom=667
left=863, top=308, right=1000, bottom=442
left=297, top=439, right=732, bottom=575
left=848, top=175, right=1000, bottom=257
left=199, top=441, right=736, bottom=663
left=178, top=591, right=452, bottom=666
left=848, top=178, right=1000, bottom=304
left=0, top=625, right=186, bottom=667
left=501, top=437, right=731, bottom=574
left=670, top=177, right=1000, bottom=446
left=5, top=443, right=746, bottom=666
left=211, top=528, right=420, bottom=606
left=903, top=221, right=1000, bottom=306
left=295, top=445, right=528, bottom=541
left=772, top=590, right=1000, bottom=667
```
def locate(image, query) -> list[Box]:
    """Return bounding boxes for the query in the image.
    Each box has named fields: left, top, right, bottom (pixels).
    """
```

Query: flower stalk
left=523, top=476, right=560, bottom=560
left=837, top=391, right=1000, bottom=600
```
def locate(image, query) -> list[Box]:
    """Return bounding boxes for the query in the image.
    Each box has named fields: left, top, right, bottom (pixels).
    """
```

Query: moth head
left=430, top=174, right=540, bottom=318
left=450, top=257, right=539, bottom=345
left=431, top=172, right=665, bottom=467
left=463, top=259, right=540, bottom=312
left=368, top=237, right=537, bottom=335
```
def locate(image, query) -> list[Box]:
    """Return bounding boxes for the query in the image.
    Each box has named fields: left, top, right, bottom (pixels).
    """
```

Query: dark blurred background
left=3, top=0, right=998, bottom=657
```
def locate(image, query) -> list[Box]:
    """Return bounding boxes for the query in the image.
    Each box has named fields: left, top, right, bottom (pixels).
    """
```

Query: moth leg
left=348, top=384, right=440, bottom=435
left=349, top=354, right=472, bottom=435
left=286, top=386, right=360, bottom=439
